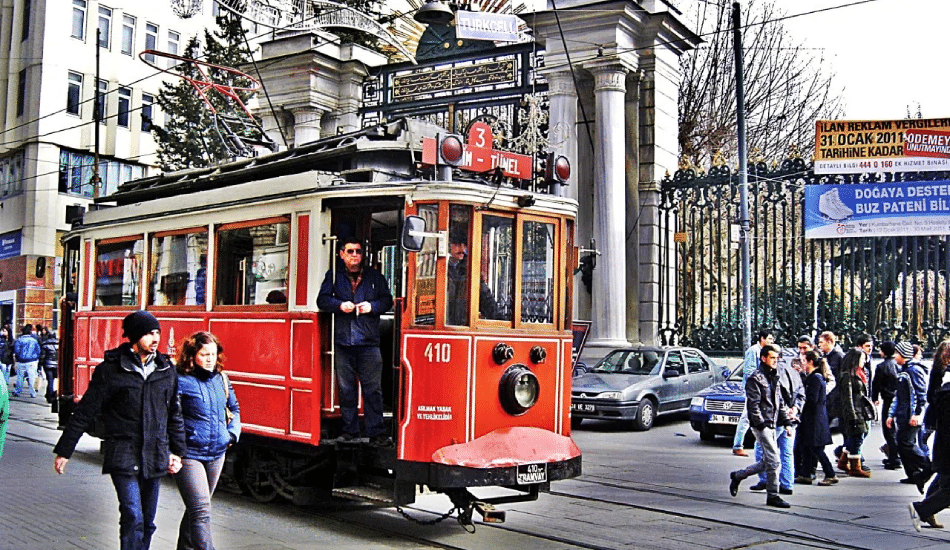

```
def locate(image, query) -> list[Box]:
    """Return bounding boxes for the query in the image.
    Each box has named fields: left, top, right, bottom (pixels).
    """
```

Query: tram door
left=326, top=202, right=403, bottom=416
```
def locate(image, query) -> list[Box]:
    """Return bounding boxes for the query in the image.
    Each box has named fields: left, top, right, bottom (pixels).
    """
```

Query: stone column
left=544, top=71, right=578, bottom=200
left=292, top=107, right=323, bottom=147
left=588, top=65, right=630, bottom=347
left=624, top=71, right=642, bottom=344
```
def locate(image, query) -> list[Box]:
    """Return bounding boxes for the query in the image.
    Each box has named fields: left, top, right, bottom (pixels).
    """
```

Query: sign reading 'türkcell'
left=455, top=11, right=519, bottom=42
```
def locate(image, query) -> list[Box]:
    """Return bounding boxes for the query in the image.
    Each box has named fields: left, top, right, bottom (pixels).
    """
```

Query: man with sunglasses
left=318, top=238, right=394, bottom=447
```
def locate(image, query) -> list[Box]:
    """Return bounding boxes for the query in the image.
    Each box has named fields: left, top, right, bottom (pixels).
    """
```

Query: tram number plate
left=517, top=463, right=548, bottom=485
left=710, top=414, right=740, bottom=425
left=571, top=403, right=594, bottom=412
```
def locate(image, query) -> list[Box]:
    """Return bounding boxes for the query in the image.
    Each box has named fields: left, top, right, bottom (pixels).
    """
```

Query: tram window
left=446, top=205, right=472, bottom=326
left=148, top=231, right=208, bottom=307
left=479, top=215, right=511, bottom=321
left=94, top=239, right=143, bottom=307
left=521, top=221, right=555, bottom=324
left=412, top=204, right=438, bottom=325
left=215, top=220, right=289, bottom=307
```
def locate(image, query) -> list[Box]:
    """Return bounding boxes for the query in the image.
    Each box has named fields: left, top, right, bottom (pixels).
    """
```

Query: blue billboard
left=0, top=230, right=21, bottom=260
left=804, top=180, right=950, bottom=239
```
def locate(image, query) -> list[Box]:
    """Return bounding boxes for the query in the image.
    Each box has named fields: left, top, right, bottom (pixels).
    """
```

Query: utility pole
left=92, top=28, right=101, bottom=198
left=732, top=2, right=752, bottom=351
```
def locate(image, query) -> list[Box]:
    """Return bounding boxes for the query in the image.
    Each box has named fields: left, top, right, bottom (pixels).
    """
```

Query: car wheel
left=571, top=417, right=584, bottom=429
left=699, top=428, right=716, bottom=442
left=633, top=398, right=656, bottom=431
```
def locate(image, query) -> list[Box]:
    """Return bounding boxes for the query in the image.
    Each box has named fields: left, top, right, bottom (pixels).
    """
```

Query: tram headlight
left=499, top=364, right=539, bottom=416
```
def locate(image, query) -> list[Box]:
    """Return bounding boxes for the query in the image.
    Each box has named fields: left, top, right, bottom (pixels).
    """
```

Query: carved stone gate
left=657, top=155, right=950, bottom=353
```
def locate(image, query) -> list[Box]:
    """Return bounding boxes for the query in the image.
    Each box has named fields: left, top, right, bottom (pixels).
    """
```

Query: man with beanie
left=886, top=341, right=933, bottom=494
left=873, top=341, right=902, bottom=470
left=54, top=310, right=185, bottom=550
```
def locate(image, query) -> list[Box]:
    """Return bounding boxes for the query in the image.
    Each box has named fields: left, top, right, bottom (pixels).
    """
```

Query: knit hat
left=879, top=341, right=896, bottom=358
left=895, top=341, right=915, bottom=360
left=122, top=310, right=161, bottom=343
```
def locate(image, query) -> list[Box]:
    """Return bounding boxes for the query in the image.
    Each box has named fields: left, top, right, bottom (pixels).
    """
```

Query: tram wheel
left=235, top=450, right=279, bottom=503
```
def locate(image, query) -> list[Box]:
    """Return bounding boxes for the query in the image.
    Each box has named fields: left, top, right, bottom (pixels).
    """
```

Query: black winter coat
left=930, top=382, right=950, bottom=476
left=53, top=343, right=186, bottom=479
left=746, top=364, right=781, bottom=430
left=39, top=336, right=58, bottom=371
left=800, top=371, right=833, bottom=447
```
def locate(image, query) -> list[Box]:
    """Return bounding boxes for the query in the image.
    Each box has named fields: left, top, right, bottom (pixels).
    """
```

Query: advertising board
left=814, top=118, right=950, bottom=174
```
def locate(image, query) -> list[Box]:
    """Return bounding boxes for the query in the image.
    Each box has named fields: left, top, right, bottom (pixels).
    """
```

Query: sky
left=775, top=0, right=949, bottom=120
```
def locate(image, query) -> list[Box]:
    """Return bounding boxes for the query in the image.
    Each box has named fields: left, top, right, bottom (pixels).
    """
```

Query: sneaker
left=729, top=472, right=741, bottom=497
left=369, top=435, right=393, bottom=448
left=732, top=448, right=748, bottom=457
left=766, top=495, right=791, bottom=508
left=779, top=487, right=793, bottom=495
left=909, top=503, right=921, bottom=532
left=749, top=482, right=767, bottom=491
left=338, top=432, right=358, bottom=442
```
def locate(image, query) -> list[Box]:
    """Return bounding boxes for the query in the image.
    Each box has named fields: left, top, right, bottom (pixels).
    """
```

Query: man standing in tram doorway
left=318, top=238, right=394, bottom=447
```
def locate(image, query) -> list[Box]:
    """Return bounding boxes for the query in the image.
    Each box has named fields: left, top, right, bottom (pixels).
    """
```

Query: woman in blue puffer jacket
left=174, top=331, right=240, bottom=550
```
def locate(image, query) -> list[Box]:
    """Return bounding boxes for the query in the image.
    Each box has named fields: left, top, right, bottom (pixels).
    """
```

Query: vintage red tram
left=57, top=119, right=581, bottom=526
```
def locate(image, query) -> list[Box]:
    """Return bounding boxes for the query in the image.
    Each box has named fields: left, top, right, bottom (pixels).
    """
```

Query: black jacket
left=317, top=262, right=393, bottom=347
left=39, top=335, right=58, bottom=371
left=53, top=343, right=186, bottom=479
left=746, top=364, right=781, bottom=430
left=800, top=371, right=833, bottom=447
left=872, top=357, right=900, bottom=402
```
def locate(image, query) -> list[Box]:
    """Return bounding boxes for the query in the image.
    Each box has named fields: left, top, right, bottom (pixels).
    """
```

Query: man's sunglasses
left=344, top=248, right=363, bottom=255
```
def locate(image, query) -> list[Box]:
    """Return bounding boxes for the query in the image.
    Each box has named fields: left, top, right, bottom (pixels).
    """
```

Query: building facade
left=0, top=0, right=219, bottom=329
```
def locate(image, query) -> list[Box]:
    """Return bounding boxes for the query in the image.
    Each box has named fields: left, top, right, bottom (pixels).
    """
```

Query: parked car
left=571, top=346, right=729, bottom=431
left=689, top=347, right=799, bottom=443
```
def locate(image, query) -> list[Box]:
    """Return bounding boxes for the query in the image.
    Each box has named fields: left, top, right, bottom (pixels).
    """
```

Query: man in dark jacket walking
left=886, top=341, right=933, bottom=493
left=318, top=238, right=394, bottom=447
left=873, top=341, right=902, bottom=470
left=39, top=330, right=59, bottom=403
left=53, top=310, right=186, bottom=550
left=729, top=344, right=791, bottom=508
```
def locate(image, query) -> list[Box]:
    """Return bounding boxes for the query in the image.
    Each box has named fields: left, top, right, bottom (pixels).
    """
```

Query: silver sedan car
left=571, top=346, right=728, bottom=431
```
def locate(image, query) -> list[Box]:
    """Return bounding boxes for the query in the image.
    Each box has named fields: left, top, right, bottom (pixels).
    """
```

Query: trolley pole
left=733, top=2, right=752, bottom=351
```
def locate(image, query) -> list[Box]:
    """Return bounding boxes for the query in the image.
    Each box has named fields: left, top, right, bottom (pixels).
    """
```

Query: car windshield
left=728, top=364, right=744, bottom=381
left=592, top=350, right=661, bottom=375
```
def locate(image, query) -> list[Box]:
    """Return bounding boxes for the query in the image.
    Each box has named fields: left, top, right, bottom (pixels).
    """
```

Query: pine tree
left=152, top=14, right=255, bottom=171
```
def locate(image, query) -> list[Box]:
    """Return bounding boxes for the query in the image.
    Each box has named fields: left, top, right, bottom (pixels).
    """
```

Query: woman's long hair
left=176, top=331, right=225, bottom=375
left=804, top=350, right=831, bottom=381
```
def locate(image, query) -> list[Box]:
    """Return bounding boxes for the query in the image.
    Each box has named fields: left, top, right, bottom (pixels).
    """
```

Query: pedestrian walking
left=838, top=346, right=874, bottom=478
left=749, top=348, right=804, bottom=495
left=173, top=331, right=241, bottom=550
left=873, top=341, right=902, bottom=470
left=797, top=350, right=839, bottom=486
left=12, top=324, right=41, bottom=397
left=909, top=349, right=950, bottom=532
left=887, top=341, right=934, bottom=493
left=39, top=328, right=59, bottom=403
left=0, top=326, right=12, bottom=383
left=728, top=344, right=791, bottom=508
left=732, top=329, right=774, bottom=457
left=53, top=310, right=185, bottom=550
left=0, top=371, right=8, bottom=461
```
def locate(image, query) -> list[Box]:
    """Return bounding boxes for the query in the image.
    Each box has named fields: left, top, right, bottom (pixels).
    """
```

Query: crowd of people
left=728, top=329, right=950, bottom=532
left=0, top=322, right=59, bottom=401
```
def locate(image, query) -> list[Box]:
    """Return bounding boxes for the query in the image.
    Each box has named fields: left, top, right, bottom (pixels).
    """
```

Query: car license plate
left=571, top=403, right=594, bottom=412
left=710, top=414, right=739, bottom=425
left=517, top=463, right=547, bottom=484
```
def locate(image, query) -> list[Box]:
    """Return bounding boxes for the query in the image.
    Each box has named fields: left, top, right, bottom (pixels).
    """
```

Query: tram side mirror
left=401, top=216, right=426, bottom=252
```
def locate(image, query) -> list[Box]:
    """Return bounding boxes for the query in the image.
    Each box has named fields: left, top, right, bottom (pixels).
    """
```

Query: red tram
left=57, top=119, right=581, bottom=526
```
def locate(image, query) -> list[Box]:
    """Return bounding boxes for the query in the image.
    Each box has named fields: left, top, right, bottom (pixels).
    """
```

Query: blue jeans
left=174, top=455, right=225, bottom=550
left=843, top=431, right=867, bottom=458
left=111, top=473, right=162, bottom=550
left=733, top=426, right=781, bottom=496
left=335, top=345, right=385, bottom=438
left=732, top=404, right=750, bottom=449
left=0, top=362, right=10, bottom=382
left=14, top=360, right=38, bottom=397
left=757, top=424, right=795, bottom=489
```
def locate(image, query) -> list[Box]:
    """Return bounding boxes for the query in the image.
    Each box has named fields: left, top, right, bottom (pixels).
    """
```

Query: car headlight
left=598, top=391, right=623, bottom=400
left=499, top=364, right=539, bottom=416
left=691, top=396, right=705, bottom=408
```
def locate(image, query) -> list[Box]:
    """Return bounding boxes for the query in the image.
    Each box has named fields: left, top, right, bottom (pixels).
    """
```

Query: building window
left=16, top=69, right=27, bottom=117
left=144, top=23, right=158, bottom=63
left=167, top=30, right=180, bottom=68
left=121, top=15, right=135, bottom=56
left=67, top=71, right=83, bottom=116
left=141, top=93, right=154, bottom=131
left=71, top=0, right=87, bottom=40
left=0, top=151, right=25, bottom=198
left=59, top=149, right=146, bottom=197
left=117, top=87, right=131, bottom=127
left=96, top=79, right=107, bottom=123
left=21, top=0, right=31, bottom=41
left=97, top=6, right=112, bottom=49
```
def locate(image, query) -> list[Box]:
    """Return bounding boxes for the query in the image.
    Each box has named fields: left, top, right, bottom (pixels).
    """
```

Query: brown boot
left=836, top=450, right=850, bottom=472
left=848, top=457, right=871, bottom=478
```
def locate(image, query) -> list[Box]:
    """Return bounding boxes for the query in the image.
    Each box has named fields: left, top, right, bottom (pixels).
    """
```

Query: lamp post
left=732, top=2, right=752, bottom=351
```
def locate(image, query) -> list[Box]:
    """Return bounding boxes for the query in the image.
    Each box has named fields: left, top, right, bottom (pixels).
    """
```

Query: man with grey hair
left=729, top=344, right=791, bottom=508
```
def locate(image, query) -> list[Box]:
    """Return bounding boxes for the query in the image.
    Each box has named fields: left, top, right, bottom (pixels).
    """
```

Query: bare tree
left=678, top=0, right=843, bottom=166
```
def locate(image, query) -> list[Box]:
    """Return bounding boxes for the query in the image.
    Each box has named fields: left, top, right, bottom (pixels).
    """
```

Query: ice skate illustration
left=818, top=188, right=854, bottom=221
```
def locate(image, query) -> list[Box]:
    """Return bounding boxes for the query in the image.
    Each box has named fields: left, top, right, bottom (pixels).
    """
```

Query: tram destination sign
left=392, top=59, right=517, bottom=103
left=804, top=180, right=950, bottom=239
left=814, top=117, right=950, bottom=174
left=422, top=122, right=533, bottom=180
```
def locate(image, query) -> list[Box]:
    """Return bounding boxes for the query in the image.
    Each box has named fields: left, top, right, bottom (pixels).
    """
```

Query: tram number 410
left=424, top=342, right=452, bottom=363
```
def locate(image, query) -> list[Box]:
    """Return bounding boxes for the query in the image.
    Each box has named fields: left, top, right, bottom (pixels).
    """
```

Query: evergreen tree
left=152, top=14, right=255, bottom=171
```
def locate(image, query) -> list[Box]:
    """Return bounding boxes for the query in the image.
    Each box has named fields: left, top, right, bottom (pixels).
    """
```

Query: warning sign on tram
left=814, top=117, right=950, bottom=174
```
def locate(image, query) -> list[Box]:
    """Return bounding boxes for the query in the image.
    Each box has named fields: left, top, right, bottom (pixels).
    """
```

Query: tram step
left=332, top=485, right=395, bottom=505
